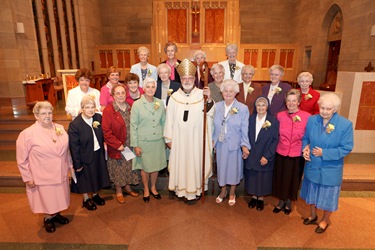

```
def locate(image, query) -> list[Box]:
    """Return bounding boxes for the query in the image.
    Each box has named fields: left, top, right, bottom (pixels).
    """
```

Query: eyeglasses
left=38, top=112, right=53, bottom=117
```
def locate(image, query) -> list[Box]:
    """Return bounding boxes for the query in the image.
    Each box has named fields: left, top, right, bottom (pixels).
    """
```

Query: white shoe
left=228, top=195, right=236, bottom=206
left=216, top=191, right=227, bottom=203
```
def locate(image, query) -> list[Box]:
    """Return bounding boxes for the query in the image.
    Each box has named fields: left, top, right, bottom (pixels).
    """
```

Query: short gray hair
left=241, top=65, right=255, bottom=74
left=137, top=46, right=150, bottom=56
left=318, top=93, right=341, bottom=110
left=269, top=64, right=285, bottom=76
left=142, top=77, right=157, bottom=91
left=225, top=44, right=238, bottom=54
left=220, top=79, right=239, bottom=93
left=210, top=63, right=224, bottom=75
left=157, top=63, right=171, bottom=75
left=297, top=72, right=313, bottom=83
left=193, top=50, right=206, bottom=60
left=33, top=101, right=53, bottom=114
left=81, top=95, right=96, bottom=108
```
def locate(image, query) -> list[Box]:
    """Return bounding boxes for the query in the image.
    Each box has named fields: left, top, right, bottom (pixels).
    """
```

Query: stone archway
left=319, top=4, right=343, bottom=91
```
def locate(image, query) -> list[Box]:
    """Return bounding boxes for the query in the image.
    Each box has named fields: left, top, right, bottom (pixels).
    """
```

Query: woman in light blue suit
left=130, top=46, right=158, bottom=87
left=244, top=96, right=279, bottom=211
left=300, top=93, right=353, bottom=234
left=213, top=79, right=250, bottom=206
left=130, top=77, right=166, bottom=203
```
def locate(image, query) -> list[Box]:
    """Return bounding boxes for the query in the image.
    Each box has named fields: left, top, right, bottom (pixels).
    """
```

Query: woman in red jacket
left=102, top=84, right=139, bottom=204
left=297, top=72, right=320, bottom=115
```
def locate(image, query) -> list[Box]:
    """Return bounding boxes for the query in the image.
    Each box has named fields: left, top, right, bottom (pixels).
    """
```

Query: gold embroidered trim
left=171, top=95, right=204, bottom=105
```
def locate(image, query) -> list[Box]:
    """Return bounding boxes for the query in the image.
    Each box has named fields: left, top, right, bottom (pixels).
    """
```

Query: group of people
left=16, top=43, right=353, bottom=235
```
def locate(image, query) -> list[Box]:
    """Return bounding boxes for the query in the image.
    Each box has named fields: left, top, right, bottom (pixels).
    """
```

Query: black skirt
left=244, top=168, right=273, bottom=197
left=272, top=153, right=302, bottom=201
left=71, top=149, right=110, bottom=194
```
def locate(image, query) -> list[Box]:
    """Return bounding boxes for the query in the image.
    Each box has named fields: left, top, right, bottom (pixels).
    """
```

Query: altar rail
left=94, top=43, right=299, bottom=82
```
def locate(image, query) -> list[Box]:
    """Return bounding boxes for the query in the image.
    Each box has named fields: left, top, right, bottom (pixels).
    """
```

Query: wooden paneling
left=205, top=9, right=224, bottom=43
left=240, top=44, right=299, bottom=81
left=95, top=44, right=150, bottom=79
left=167, top=9, right=187, bottom=43
left=95, top=43, right=299, bottom=81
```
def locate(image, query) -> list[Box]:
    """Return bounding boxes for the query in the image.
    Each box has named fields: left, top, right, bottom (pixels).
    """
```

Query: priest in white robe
left=164, top=59, right=215, bottom=202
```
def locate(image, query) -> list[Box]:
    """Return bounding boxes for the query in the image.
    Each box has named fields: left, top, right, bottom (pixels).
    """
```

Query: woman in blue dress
left=300, top=93, right=353, bottom=234
left=213, top=79, right=250, bottom=206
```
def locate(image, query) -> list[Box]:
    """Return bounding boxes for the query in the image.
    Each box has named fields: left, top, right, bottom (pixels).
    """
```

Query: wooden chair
left=53, top=77, right=65, bottom=103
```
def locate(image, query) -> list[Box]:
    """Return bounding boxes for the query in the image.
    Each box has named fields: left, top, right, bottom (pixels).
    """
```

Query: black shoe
left=143, top=196, right=150, bottom=203
left=181, top=197, right=188, bottom=203
left=315, top=224, right=329, bottom=234
left=248, top=198, right=257, bottom=208
left=83, top=198, right=97, bottom=210
left=168, top=191, right=175, bottom=200
left=256, top=200, right=264, bottom=211
left=44, top=218, right=56, bottom=233
left=303, top=216, right=318, bottom=225
left=151, top=191, right=161, bottom=200
left=284, top=207, right=292, bottom=215
left=52, top=213, right=69, bottom=225
left=92, top=194, right=105, bottom=205
left=273, top=205, right=284, bottom=213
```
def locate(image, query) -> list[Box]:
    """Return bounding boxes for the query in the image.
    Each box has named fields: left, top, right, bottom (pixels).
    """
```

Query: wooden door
left=321, top=40, right=341, bottom=91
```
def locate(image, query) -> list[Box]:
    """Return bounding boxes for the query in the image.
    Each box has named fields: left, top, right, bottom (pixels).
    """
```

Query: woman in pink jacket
left=272, top=89, right=311, bottom=215
left=100, top=66, right=121, bottom=111
left=16, top=101, right=71, bottom=233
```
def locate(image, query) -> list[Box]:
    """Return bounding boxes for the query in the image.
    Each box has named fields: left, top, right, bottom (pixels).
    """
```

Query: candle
left=158, top=43, right=161, bottom=54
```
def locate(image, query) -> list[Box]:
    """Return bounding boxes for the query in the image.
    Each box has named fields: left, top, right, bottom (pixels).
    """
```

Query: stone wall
left=290, top=0, right=375, bottom=88
left=0, top=0, right=36, bottom=97
left=240, top=0, right=294, bottom=43
left=0, top=0, right=103, bottom=97
left=100, top=0, right=153, bottom=44
left=76, top=0, right=103, bottom=69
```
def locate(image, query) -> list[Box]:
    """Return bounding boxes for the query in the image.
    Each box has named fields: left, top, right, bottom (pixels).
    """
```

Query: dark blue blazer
left=244, top=113, right=279, bottom=172
left=262, top=82, right=291, bottom=116
left=155, top=80, right=180, bottom=106
left=68, top=113, right=104, bottom=170
left=158, top=59, right=182, bottom=83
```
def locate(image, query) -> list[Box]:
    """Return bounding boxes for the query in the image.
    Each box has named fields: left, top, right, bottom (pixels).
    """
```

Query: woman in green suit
left=130, top=77, right=166, bottom=203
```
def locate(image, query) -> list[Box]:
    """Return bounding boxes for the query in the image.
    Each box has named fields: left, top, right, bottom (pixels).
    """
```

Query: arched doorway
left=319, top=5, right=343, bottom=91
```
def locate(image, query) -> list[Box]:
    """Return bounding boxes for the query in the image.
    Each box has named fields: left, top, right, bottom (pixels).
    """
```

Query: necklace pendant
left=52, top=139, right=57, bottom=143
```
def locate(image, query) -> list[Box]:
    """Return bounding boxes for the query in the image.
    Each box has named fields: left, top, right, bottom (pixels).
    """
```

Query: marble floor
left=1, top=97, right=375, bottom=249
left=0, top=188, right=374, bottom=249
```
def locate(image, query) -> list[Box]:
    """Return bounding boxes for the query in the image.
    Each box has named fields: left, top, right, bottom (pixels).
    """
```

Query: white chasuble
left=164, top=88, right=214, bottom=200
